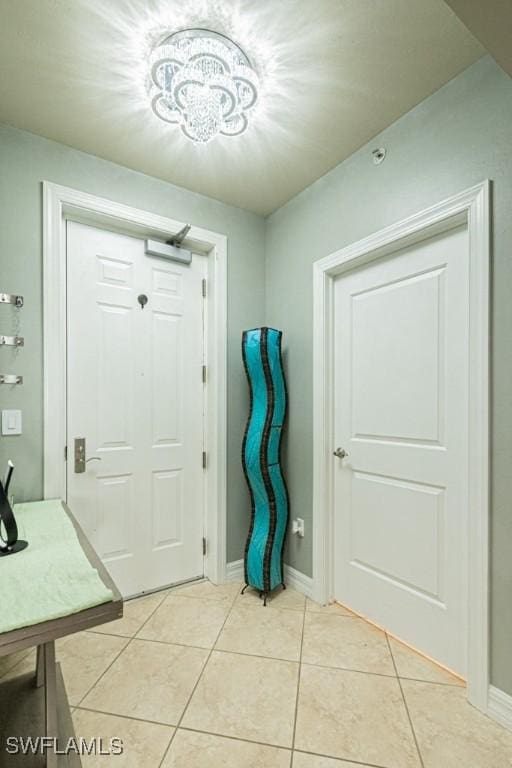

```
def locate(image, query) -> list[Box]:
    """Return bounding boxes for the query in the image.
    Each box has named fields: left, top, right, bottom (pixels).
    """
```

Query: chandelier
left=148, top=28, right=259, bottom=144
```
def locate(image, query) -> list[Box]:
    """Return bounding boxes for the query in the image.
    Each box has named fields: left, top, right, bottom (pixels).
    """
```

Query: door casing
left=43, top=181, right=228, bottom=585
left=312, top=181, right=490, bottom=711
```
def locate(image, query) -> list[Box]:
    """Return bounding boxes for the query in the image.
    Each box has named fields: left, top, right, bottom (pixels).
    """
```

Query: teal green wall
left=265, top=56, right=512, bottom=694
left=0, top=124, right=265, bottom=563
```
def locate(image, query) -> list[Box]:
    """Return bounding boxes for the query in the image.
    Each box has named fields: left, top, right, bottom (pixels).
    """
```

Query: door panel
left=334, top=225, right=469, bottom=676
left=151, top=469, right=183, bottom=549
left=97, top=305, right=135, bottom=448
left=151, top=313, right=182, bottom=445
left=350, top=471, right=444, bottom=601
left=67, top=221, right=205, bottom=597
left=96, top=474, right=135, bottom=560
left=352, top=268, right=443, bottom=442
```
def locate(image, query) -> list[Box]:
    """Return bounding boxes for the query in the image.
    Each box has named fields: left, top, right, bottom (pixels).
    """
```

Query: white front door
left=333, top=224, right=469, bottom=676
left=67, top=221, right=206, bottom=597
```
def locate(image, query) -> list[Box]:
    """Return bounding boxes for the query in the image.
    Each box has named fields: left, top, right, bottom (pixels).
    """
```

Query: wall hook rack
left=0, top=335, right=24, bottom=347
left=0, top=293, right=24, bottom=308
left=0, top=374, right=23, bottom=385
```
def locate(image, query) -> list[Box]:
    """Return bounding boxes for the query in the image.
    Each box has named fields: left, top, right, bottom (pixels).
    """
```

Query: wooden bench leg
left=43, top=642, right=58, bottom=768
left=35, top=644, right=45, bottom=688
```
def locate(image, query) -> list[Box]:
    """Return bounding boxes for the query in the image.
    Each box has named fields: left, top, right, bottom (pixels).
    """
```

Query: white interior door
left=333, top=225, right=469, bottom=676
left=67, top=221, right=206, bottom=597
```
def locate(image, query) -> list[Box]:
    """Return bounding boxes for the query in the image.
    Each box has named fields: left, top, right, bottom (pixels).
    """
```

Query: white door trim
left=312, top=181, right=490, bottom=711
left=43, top=181, right=228, bottom=585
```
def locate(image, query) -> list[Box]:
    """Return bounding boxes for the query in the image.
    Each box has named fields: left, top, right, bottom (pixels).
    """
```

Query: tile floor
left=3, top=580, right=512, bottom=767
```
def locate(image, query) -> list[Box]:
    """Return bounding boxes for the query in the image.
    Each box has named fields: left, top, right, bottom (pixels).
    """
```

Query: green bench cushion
left=1, top=499, right=113, bottom=634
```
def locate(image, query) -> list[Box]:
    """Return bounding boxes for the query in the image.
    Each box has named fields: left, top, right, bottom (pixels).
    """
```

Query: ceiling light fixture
left=148, top=28, right=259, bottom=144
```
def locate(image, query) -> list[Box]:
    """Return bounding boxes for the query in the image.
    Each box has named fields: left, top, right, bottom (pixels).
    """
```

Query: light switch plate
left=2, top=409, right=22, bottom=435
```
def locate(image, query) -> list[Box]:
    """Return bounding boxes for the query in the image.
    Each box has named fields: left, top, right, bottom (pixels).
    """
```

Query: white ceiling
left=0, top=0, right=483, bottom=216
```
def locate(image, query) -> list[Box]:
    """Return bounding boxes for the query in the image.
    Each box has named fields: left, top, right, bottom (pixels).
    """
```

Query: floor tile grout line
left=385, top=633, right=425, bottom=768
left=74, top=589, right=169, bottom=709
left=58, top=584, right=491, bottom=767
left=290, top=596, right=307, bottom=759
left=9, top=628, right=462, bottom=689
left=4, top=595, right=168, bottom=706
left=300, top=660, right=398, bottom=679
left=298, top=658, right=461, bottom=687
left=394, top=676, right=464, bottom=688
left=80, top=626, right=465, bottom=696
left=73, top=702, right=398, bottom=768
left=173, top=724, right=293, bottom=753
left=133, top=589, right=239, bottom=644
left=211, top=645, right=301, bottom=663
left=74, top=638, right=131, bottom=709
left=68, top=584, right=450, bottom=767
left=73, top=704, right=294, bottom=755
left=159, top=594, right=303, bottom=617
left=306, top=612, right=360, bottom=619
left=0, top=647, right=35, bottom=681
left=85, top=629, right=140, bottom=641
left=163, top=591, right=241, bottom=605
left=156, top=582, right=242, bottom=767
left=95, top=615, right=303, bottom=660
left=232, top=598, right=306, bottom=613
left=304, top=611, right=371, bottom=623
left=234, top=598, right=306, bottom=614
left=73, top=583, right=306, bottom=763
left=155, top=583, right=240, bottom=765
left=130, top=587, right=170, bottom=604
left=292, top=746, right=392, bottom=768
left=86, top=576, right=230, bottom=763
left=73, top=704, right=177, bottom=729
left=75, top=705, right=183, bottom=768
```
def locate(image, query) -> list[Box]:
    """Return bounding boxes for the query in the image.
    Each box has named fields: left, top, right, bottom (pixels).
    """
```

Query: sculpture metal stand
left=0, top=461, right=28, bottom=557
left=241, top=328, right=289, bottom=605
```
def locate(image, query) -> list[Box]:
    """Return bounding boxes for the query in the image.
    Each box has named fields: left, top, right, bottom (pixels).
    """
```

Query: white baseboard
left=284, top=564, right=314, bottom=599
left=488, top=685, right=512, bottom=732
left=225, top=559, right=244, bottom=581
left=225, top=559, right=314, bottom=599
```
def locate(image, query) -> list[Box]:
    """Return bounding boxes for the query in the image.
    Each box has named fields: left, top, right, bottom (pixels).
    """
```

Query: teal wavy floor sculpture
left=241, top=327, right=289, bottom=605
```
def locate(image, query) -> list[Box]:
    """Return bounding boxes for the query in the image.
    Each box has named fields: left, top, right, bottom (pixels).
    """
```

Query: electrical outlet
left=292, top=518, right=305, bottom=537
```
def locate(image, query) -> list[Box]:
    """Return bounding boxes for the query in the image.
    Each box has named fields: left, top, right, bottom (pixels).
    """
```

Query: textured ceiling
left=0, top=0, right=483, bottom=215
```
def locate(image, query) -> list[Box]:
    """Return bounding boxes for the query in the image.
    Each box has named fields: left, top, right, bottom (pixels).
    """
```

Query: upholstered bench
left=0, top=500, right=123, bottom=767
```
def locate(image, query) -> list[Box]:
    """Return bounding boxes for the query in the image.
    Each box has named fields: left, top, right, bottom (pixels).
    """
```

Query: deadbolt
left=137, top=294, right=148, bottom=309
left=74, top=437, right=102, bottom=473
left=333, top=447, right=349, bottom=459
left=74, top=437, right=86, bottom=473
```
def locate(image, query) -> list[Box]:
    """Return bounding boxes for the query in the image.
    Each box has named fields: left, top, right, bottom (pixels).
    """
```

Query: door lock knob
left=333, top=447, right=349, bottom=459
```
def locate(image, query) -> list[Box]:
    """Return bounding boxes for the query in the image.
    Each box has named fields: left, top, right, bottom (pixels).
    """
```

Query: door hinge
left=202, top=537, right=207, bottom=556
left=202, top=451, right=207, bottom=469
left=64, top=445, right=68, bottom=461
left=202, top=278, right=206, bottom=298
left=202, top=364, right=207, bottom=383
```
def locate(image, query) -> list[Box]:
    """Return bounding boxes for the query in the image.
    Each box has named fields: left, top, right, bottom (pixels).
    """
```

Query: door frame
left=42, top=181, right=228, bottom=585
left=312, top=181, right=490, bottom=710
